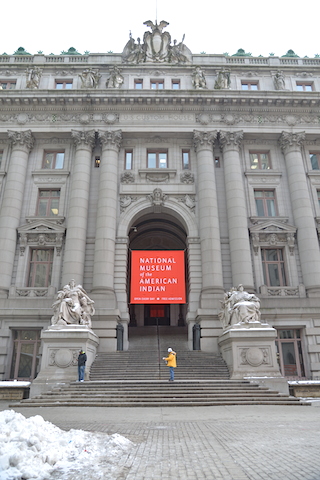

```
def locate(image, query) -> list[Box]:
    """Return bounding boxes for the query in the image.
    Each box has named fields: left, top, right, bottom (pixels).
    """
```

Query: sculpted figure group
left=51, top=279, right=95, bottom=328
left=122, top=20, right=192, bottom=64
left=219, top=284, right=261, bottom=329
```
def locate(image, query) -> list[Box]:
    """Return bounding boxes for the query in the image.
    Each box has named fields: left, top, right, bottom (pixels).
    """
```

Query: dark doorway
left=144, top=304, right=170, bottom=326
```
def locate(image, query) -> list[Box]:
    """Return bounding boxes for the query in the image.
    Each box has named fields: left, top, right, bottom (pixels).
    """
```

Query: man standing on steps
left=78, top=349, right=87, bottom=382
left=163, top=347, right=177, bottom=382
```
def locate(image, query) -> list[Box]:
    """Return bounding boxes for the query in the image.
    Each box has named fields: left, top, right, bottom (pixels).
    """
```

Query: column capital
left=193, top=130, right=217, bottom=151
left=279, top=131, right=305, bottom=152
left=8, top=130, right=34, bottom=151
left=219, top=130, right=243, bottom=151
left=98, top=129, right=122, bottom=151
left=71, top=130, right=95, bottom=149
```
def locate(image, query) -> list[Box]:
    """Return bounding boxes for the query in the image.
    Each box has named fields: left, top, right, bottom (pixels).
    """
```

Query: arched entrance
left=128, top=212, right=188, bottom=328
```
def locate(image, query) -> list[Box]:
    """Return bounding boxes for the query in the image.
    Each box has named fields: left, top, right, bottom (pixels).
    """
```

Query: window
left=275, top=329, right=305, bottom=378
left=182, top=150, right=190, bottom=169
left=261, top=248, right=287, bottom=286
left=55, top=81, right=73, bottom=89
left=317, top=190, right=320, bottom=207
left=150, top=80, right=164, bottom=90
left=0, top=81, right=16, bottom=90
left=241, top=81, right=259, bottom=90
left=172, top=80, right=180, bottom=90
left=250, top=152, right=271, bottom=170
left=147, top=150, right=168, bottom=168
left=310, top=152, right=320, bottom=170
left=0, top=150, right=3, bottom=168
left=10, top=330, right=41, bottom=381
left=254, top=190, right=277, bottom=217
left=296, top=82, right=313, bottom=92
left=134, top=80, right=143, bottom=89
left=215, top=157, right=220, bottom=168
left=36, top=189, right=60, bottom=217
left=125, top=150, right=133, bottom=169
left=28, top=249, right=53, bottom=287
left=42, top=151, right=65, bottom=169
left=95, top=156, right=100, bottom=168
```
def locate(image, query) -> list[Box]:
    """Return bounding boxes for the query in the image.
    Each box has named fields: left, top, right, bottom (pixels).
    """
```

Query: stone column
left=220, top=130, right=254, bottom=290
left=280, top=131, right=320, bottom=295
left=92, top=130, right=122, bottom=298
left=193, top=130, right=224, bottom=305
left=61, top=130, right=95, bottom=286
left=0, top=130, right=34, bottom=297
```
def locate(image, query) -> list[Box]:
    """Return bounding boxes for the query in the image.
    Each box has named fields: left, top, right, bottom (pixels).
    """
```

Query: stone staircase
left=13, top=326, right=307, bottom=407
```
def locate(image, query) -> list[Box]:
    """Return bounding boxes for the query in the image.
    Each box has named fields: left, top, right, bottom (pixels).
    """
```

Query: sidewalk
left=1, top=401, right=320, bottom=479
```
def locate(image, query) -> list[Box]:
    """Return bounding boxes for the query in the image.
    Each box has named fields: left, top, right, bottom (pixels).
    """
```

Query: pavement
left=1, top=400, right=320, bottom=480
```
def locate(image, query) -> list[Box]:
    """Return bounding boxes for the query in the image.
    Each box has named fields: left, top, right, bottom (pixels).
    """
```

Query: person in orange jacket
left=163, top=347, right=177, bottom=382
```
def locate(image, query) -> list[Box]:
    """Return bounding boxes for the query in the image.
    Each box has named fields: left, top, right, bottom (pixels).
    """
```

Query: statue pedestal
left=30, top=325, right=99, bottom=397
left=218, top=325, right=282, bottom=380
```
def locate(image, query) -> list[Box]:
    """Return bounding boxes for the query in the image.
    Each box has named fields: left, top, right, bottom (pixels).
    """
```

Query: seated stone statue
left=219, top=284, right=261, bottom=328
left=51, top=279, right=95, bottom=327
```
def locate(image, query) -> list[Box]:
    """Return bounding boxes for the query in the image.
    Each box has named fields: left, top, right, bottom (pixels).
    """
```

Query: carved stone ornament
left=192, top=66, right=207, bottom=89
left=18, top=220, right=66, bottom=257
left=79, top=68, right=101, bottom=88
left=214, top=69, right=231, bottom=89
left=98, top=130, right=122, bottom=150
left=71, top=130, right=95, bottom=148
left=279, top=131, right=305, bottom=152
left=249, top=220, right=297, bottom=256
left=49, top=348, right=78, bottom=367
left=193, top=130, right=218, bottom=150
left=178, top=194, right=196, bottom=212
left=103, top=113, right=120, bottom=125
left=148, top=188, right=167, bottom=207
left=106, top=66, right=124, bottom=88
left=25, top=67, right=42, bottom=89
left=180, top=170, right=194, bottom=184
left=122, top=20, right=192, bottom=64
left=219, top=130, right=243, bottom=150
left=121, top=171, right=135, bottom=184
left=240, top=347, right=269, bottom=366
left=8, top=130, right=34, bottom=151
left=120, top=195, right=137, bottom=212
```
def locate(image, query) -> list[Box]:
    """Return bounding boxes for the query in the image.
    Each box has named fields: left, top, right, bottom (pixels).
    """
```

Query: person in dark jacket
left=78, top=349, right=87, bottom=382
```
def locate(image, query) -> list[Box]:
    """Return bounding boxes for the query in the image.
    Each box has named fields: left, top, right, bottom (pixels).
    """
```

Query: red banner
left=130, top=250, right=186, bottom=304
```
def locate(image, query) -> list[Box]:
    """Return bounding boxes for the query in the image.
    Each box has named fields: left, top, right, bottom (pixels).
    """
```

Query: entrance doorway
left=9, top=329, right=41, bottom=380
left=145, top=305, right=170, bottom=326
left=128, top=213, right=188, bottom=329
left=275, top=329, right=305, bottom=378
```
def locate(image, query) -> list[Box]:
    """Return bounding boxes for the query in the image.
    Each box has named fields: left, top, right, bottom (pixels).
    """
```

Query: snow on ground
left=0, top=410, right=134, bottom=480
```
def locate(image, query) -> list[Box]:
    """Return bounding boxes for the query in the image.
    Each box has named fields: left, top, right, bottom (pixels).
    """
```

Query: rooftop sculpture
left=122, top=20, right=192, bottom=64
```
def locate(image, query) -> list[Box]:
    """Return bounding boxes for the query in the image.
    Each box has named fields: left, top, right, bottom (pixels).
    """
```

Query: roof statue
left=122, top=20, right=192, bottom=64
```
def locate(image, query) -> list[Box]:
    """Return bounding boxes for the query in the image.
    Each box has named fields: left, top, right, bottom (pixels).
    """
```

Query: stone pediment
left=249, top=220, right=296, bottom=255
left=249, top=219, right=296, bottom=235
left=18, top=220, right=66, bottom=256
left=18, top=219, right=66, bottom=234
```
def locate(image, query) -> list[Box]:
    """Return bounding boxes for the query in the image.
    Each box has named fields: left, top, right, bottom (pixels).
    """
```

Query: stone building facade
left=1, top=21, right=320, bottom=382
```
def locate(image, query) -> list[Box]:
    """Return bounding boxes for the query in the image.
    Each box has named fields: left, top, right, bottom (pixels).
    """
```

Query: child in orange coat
left=163, top=347, right=177, bottom=381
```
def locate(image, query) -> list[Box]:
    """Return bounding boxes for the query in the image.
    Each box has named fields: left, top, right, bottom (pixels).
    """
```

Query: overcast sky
left=1, top=0, right=319, bottom=58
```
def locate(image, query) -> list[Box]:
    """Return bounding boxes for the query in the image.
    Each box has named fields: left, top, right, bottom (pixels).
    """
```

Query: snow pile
left=0, top=410, right=134, bottom=480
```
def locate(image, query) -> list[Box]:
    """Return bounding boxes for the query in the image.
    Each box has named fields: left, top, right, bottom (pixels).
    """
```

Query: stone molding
left=279, top=131, right=306, bottom=151
left=7, top=129, right=34, bottom=151
left=71, top=129, right=95, bottom=148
